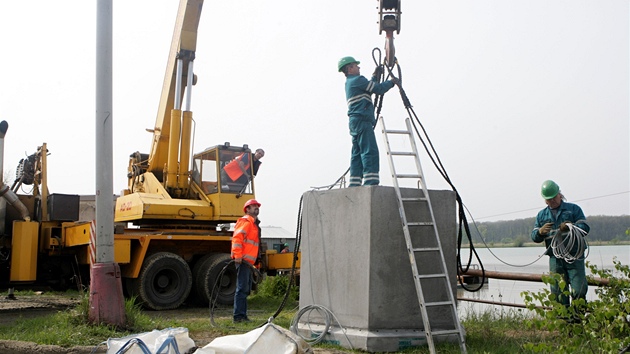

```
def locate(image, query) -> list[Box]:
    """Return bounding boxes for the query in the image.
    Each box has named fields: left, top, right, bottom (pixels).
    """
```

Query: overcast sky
left=0, top=1, right=628, bottom=233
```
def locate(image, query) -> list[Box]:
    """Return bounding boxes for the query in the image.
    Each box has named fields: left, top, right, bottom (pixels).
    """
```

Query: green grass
left=0, top=288, right=554, bottom=353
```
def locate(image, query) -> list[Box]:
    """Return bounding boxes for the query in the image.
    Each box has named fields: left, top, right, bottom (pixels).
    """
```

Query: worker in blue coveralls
left=338, top=56, right=398, bottom=187
left=531, top=180, right=590, bottom=308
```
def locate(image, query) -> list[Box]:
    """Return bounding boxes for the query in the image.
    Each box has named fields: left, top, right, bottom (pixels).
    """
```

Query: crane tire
left=190, top=253, right=217, bottom=305
left=134, top=252, right=192, bottom=310
left=194, top=253, right=236, bottom=306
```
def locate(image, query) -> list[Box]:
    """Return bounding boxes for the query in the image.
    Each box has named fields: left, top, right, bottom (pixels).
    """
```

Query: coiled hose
left=550, top=223, right=589, bottom=263
left=289, top=304, right=353, bottom=349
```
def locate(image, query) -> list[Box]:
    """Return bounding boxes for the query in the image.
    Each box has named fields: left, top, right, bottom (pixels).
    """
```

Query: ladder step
left=401, top=197, right=427, bottom=202
left=430, top=329, right=463, bottom=337
left=412, top=247, right=440, bottom=252
left=407, top=222, right=433, bottom=226
left=425, top=301, right=453, bottom=307
left=384, top=129, right=411, bottom=135
left=394, top=174, right=422, bottom=179
left=416, top=273, right=447, bottom=279
left=390, top=151, right=417, bottom=156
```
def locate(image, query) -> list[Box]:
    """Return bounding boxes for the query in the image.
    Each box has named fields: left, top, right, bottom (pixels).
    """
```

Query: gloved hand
left=391, top=77, right=400, bottom=85
left=560, top=222, right=570, bottom=232
left=372, top=65, right=383, bottom=78
left=539, top=222, right=553, bottom=235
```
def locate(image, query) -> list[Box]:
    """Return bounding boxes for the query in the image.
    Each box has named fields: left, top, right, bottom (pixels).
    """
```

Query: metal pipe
left=0, top=184, right=30, bottom=221
left=0, top=121, right=30, bottom=222
left=0, top=120, right=8, bottom=233
left=457, top=297, right=550, bottom=310
left=0, top=120, right=7, bottom=176
left=177, top=61, right=194, bottom=191
left=185, top=61, right=194, bottom=111
left=461, top=268, right=609, bottom=286
left=175, top=59, right=183, bottom=110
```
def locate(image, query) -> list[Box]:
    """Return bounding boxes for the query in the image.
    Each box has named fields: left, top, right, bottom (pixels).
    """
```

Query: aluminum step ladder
left=379, top=116, right=467, bottom=354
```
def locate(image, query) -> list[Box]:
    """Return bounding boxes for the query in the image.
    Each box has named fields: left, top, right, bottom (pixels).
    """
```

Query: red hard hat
left=243, top=199, right=261, bottom=212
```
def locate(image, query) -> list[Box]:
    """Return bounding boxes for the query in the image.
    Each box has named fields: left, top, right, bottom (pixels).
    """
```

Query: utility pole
left=91, top=0, right=125, bottom=326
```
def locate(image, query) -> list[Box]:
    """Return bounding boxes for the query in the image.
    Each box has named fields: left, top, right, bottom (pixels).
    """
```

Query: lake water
left=456, top=245, right=630, bottom=318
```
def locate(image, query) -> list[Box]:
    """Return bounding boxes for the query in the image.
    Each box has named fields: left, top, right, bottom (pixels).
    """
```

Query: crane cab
left=115, top=143, right=255, bottom=227
left=192, top=144, right=255, bottom=196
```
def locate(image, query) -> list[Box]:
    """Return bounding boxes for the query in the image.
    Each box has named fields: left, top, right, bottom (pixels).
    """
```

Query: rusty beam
left=461, top=268, right=609, bottom=286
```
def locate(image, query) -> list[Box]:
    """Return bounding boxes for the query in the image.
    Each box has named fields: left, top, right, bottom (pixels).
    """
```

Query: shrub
left=521, top=259, right=630, bottom=353
left=255, top=275, right=299, bottom=301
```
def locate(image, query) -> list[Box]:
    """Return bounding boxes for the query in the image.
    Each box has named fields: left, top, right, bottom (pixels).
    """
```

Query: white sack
left=107, top=327, right=196, bottom=354
left=195, top=323, right=311, bottom=354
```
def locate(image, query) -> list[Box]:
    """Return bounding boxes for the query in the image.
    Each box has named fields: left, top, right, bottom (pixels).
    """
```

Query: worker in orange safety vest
left=231, top=199, right=261, bottom=322
left=223, top=152, right=251, bottom=182
left=221, top=149, right=264, bottom=192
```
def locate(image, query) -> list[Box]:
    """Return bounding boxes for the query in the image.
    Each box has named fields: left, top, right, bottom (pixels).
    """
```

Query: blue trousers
left=548, top=257, right=587, bottom=306
left=233, top=263, right=252, bottom=320
left=349, top=117, right=379, bottom=187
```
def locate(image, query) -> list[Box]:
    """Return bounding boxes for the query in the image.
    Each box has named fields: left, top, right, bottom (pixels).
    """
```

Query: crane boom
left=147, top=0, right=203, bottom=179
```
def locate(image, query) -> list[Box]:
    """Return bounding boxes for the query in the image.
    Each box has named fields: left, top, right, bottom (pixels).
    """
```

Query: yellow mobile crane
left=2, top=0, right=259, bottom=310
left=112, top=0, right=257, bottom=310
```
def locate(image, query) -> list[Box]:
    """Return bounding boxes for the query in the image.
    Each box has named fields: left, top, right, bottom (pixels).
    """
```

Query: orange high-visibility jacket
left=224, top=153, right=250, bottom=182
left=231, top=214, right=260, bottom=265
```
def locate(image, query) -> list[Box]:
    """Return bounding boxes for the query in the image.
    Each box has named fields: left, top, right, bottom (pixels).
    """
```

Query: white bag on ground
left=195, top=323, right=311, bottom=354
left=106, top=327, right=196, bottom=354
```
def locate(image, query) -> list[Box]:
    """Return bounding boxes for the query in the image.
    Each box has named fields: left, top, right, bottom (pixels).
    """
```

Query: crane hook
left=378, top=0, right=401, bottom=68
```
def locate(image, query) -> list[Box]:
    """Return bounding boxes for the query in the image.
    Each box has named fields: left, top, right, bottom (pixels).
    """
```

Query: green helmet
left=541, top=180, right=560, bottom=200
left=338, top=56, right=360, bottom=72
left=284, top=243, right=289, bottom=247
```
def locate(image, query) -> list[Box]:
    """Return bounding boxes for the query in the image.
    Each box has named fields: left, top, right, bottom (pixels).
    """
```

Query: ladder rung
left=412, top=247, right=440, bottom=252
left=425, top=301, right=452, bottom=307
left=430, top=329, right=462, bottom=337
left=407, top=222, right=433, bottom=226
left=401, top=197, right=427, bottom=202
left=416, top=273, right=447, bottom=279
left=394, top=174, right=421, bottom=179
left=384, top=129, right=411, bottom=135
left=390, top=151, right=416, bottom=156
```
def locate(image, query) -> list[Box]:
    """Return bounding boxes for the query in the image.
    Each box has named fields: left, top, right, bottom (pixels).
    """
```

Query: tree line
left=462, top=215, right=630, bottom=246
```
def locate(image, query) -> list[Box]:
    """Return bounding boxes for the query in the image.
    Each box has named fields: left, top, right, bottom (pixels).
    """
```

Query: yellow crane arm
left=147, top=0, right=204, bottom=179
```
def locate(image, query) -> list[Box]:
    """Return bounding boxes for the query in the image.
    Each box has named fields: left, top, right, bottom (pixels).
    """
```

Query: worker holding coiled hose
left=531, top=180, right=590, bottom=307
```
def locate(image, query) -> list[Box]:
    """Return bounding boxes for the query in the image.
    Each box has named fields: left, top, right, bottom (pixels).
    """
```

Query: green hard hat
left=338, top=56, right=360, bottom=72
left=541, top=180, right=560, bottom=200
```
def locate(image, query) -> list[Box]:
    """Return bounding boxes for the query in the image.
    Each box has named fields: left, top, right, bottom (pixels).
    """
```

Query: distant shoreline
left=461, top=240, right=630, bottom=248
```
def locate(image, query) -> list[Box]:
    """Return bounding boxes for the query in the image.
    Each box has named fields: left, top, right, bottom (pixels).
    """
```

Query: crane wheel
left=194, top=253, right=237, bottom=306
left=134, top=252, right=192, bottom=310
left=191, top=252, right=217, bottom=304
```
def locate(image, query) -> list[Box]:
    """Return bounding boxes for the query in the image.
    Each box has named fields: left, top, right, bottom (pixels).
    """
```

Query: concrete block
left=298, top=186, right=458, bottom=352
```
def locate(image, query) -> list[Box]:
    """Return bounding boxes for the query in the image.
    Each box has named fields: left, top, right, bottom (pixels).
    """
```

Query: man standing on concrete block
left=338, top=56, right=398, bottom=187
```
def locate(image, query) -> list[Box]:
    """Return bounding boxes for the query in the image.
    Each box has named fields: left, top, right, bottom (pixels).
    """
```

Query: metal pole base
left=89, top=262, right=126, bottom=326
